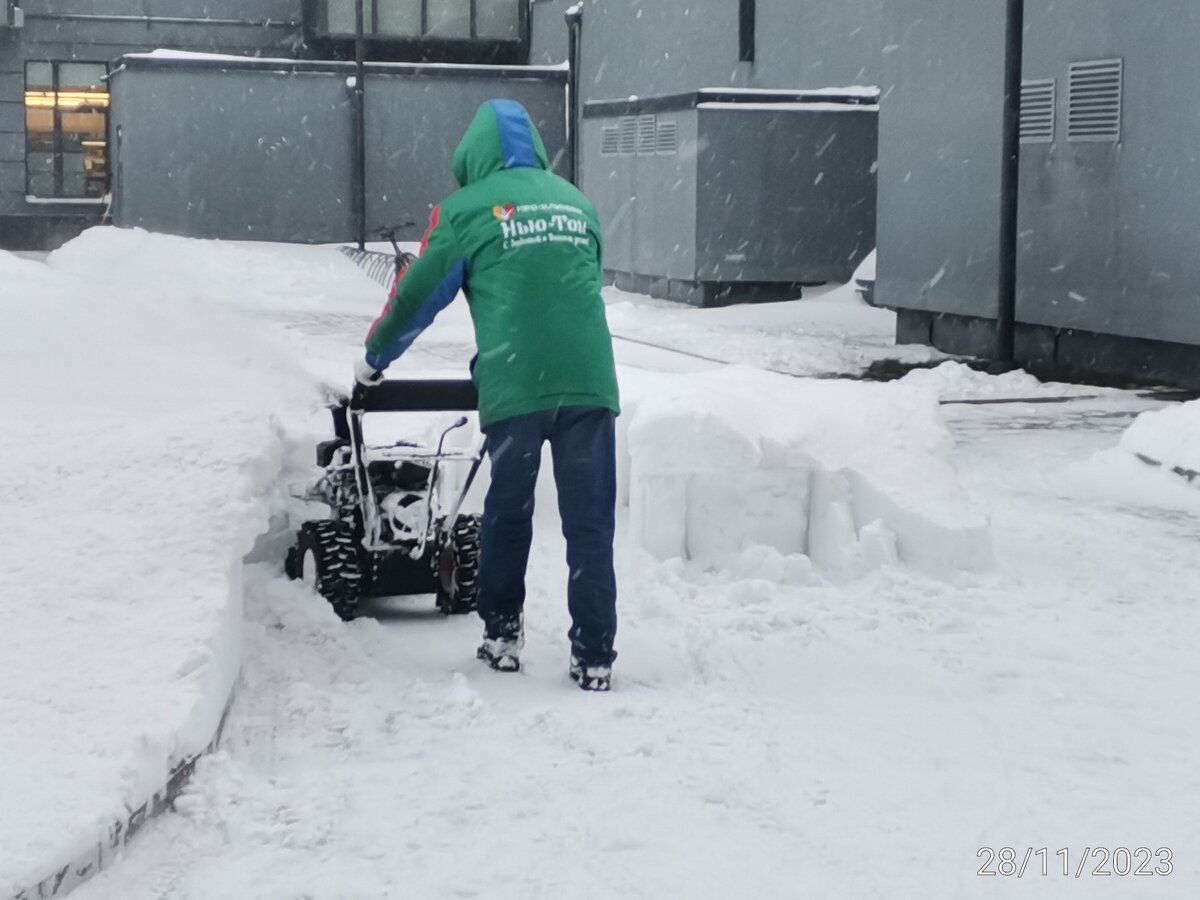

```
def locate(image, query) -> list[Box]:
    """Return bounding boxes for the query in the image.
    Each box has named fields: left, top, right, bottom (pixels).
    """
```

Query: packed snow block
left=622, top=367, right=992, bottom=575
left=686, top=470, right=811, bottom=560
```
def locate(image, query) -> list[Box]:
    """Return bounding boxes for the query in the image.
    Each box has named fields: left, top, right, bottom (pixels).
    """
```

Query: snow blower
left=285, top=378, right=486, bottom=620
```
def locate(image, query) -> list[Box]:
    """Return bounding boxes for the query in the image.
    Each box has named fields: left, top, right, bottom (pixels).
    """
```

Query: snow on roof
left=697, top=102, right=879, bottom=112
left=121, top=49, right=569, bottom=73
left=699, top=85, right=880, bottom=98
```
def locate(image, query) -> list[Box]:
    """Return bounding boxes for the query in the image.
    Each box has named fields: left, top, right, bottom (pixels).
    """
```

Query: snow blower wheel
left=294, top=520, right=365, bottom=621
left=436, top=514, right=481, bottom=615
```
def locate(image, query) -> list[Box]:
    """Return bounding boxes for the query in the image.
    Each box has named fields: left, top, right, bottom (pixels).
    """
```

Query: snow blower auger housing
left=286, top=379, right=485, bottom=621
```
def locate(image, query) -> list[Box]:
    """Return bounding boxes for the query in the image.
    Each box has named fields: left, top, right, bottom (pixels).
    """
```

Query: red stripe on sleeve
left=369, top=205, right=443, bottom=342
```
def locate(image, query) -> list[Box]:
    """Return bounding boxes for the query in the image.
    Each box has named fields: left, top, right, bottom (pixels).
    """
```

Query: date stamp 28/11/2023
left=977, top=847, right=1173, bottom=878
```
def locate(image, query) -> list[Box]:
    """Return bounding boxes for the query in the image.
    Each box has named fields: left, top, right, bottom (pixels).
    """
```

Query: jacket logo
left=496, top=202, right=592, bottom=251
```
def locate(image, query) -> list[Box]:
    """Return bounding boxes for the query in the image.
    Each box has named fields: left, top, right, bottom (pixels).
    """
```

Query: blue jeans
left=477, top=405, right=618, bottom=667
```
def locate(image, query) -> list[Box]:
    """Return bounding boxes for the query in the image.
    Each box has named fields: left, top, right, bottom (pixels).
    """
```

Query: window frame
left=24, top=60, right=111, bottom=203
left=304, top=0, right=530, bottom=65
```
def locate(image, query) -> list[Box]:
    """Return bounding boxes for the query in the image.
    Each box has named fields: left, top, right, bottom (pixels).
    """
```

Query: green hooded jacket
left=364, top=99, right=620, bottom=428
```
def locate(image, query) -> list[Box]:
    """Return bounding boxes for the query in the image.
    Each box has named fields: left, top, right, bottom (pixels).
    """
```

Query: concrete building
left=0, top=0, right=538, bottom=248
left=877, top=0, right=1200, bottom=386
left=9, top=1, right=1195, bottom=384
left=1, top=1, right=885, bottom=274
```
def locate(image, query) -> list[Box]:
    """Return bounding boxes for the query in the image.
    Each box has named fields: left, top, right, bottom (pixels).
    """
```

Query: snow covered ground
left=3, top=229, right=1199, bottom=899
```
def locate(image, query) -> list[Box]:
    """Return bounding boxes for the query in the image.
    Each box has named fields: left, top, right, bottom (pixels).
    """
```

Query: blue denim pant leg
left=478, top=406, right=618, bottom=666
left=549, top=407, right=618, bottom=667
left=477, top=412, right=547, bottom=642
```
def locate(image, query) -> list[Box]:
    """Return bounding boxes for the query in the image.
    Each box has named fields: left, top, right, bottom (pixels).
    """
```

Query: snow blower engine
left=285, top=379, right=485, bottom=621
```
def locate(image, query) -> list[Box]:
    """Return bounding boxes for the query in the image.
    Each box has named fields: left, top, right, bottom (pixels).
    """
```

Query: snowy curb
left=8, top=690, right=237, bottom=900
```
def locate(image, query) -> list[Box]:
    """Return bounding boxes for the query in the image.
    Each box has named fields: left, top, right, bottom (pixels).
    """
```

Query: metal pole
left=996, top=0, right=1024, bottom=363
left=565, top=4, right=583, bottom=186
left=352, top=0, right=367, bottom=250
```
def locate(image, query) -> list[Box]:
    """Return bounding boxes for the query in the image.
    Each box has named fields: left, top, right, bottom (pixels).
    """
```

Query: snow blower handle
left=349, top=378, right=479, bottom=413
left=350, top=380, right=374, bottom=410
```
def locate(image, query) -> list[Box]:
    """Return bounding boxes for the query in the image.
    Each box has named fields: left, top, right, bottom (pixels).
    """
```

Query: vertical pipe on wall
left=738, top=0, right=755, bottom=63
left=565, top=3, right=583, bottom=186
left=996, top=0, right=1024, bottom=362
left=352, top=0, right=367, bottom=249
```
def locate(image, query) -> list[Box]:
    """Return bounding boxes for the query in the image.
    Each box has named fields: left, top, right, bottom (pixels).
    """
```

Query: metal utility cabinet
left=581, top=88, right=879, bottom=306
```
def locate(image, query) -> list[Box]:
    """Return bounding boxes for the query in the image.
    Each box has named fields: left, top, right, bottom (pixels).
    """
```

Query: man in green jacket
left=356, top=99, right=620, bottom=691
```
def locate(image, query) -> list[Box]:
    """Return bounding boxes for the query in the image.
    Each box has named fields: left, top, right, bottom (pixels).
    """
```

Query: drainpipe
left=565, top=3, right=583, bottom=186
left=351, top=0, right=367, bottom=250
left=996, top=0, right=1024, bottom=363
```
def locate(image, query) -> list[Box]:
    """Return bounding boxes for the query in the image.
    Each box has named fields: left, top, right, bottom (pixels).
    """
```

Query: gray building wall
left=754, top=0, right=884, bottom=89
left=1019, top=0, right=1200, bottom=347
left=529, top=0, right=571, bottom=65
left=574, top=0, right=885, bottom=99
left=579, top=0, right=748, bottom=98
left=877, top=0, right=1200, bottom=353
left=0, top=0, right=301, bottom=225
left=110, top=57, right=567, bottom=242
left=874, top=0, right=1006, bottom=320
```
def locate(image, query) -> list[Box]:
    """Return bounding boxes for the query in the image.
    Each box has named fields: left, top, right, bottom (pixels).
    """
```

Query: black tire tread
left=436, top=514, right=480, bottom=616
left=295, top=520, right=365, bottom=621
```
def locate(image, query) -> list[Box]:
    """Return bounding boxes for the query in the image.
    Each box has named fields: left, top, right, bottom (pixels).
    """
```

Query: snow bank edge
left=7, top=689, right=236, bottom=900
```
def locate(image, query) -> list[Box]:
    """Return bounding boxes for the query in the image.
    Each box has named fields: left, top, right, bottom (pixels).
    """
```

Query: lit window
left=24, top=62, right=110, bottom=200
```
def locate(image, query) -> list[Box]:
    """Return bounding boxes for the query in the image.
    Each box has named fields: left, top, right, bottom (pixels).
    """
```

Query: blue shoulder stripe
left=365, top=259, right=467, bottom=369
left=489, top=99, right=538, bottom=170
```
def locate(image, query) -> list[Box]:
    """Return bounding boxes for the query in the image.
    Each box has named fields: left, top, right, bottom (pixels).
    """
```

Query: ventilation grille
left=636, top=114, right=657, bottom=155
left=1068, top=58, right=1122, bottom=142
left=1019, top=79, right=1055, bottom=144
left=600, top=125, right=619, bottom=156
left=655, top=120, right=678, bottom=155
left=602, top=116, right=678, bottom=156
left=617, top=116, right=637, bottom=155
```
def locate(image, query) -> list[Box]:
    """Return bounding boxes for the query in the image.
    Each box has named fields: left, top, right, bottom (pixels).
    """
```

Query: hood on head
left=452, top=99, right=551, bottom=187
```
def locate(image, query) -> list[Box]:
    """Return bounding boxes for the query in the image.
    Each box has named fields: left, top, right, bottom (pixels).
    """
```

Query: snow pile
left=1117, top=398, right=1200, bottom=475
left=899, top=360, right=1096, bottom=400
left=851, top=247, right=876, bottom=283
left=620, top=366, right=992, bottom=575
left=1065, top=398, right=1200, bottom=513
left=0, top=232, right=378, bottom=898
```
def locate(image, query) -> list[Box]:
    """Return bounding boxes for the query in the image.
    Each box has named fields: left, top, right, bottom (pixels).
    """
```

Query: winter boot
left=569, top=656, right=612, bottom=692
left=477, top=635, right=523, bottom=673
